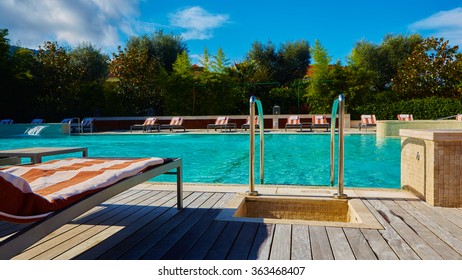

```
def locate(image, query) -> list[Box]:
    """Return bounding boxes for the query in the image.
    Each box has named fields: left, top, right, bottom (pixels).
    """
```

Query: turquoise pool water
left=0, top=134, right=401, bottom=188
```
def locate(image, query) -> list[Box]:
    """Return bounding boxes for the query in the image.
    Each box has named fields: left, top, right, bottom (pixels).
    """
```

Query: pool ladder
left=248, top=96, right=264, bottom=196
left=331, top=94, right=348, bottom=199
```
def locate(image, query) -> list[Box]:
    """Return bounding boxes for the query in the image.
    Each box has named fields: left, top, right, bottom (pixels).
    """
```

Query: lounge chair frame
left=0, top=158, right=183, bottom=260
left=130, top=117, right=160, bottom=133
left=160, top=117, right=185, bottom=132
left=311, top=116, right=330, bottom=132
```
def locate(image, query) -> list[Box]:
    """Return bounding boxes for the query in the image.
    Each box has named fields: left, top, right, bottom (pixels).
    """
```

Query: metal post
left=334, top=94, right=348, bottom=199
left=248, top=96, right=258, bottom=196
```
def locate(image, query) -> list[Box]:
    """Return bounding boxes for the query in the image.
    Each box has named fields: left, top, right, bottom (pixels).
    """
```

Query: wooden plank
left=397, top=199, right=462, bottom=256
left=118, top=192, right=209, bottom=259
left=204, top=222, right=243, bottom=260
left=376, top=199, right=442, bottom=260
left=384, top=199, right=461, bottom=260
left=95, top=191, right=198, bottom=260
left=343, top=228, right=377, bottom=260
left=182, top=221, right=227, bottom=260
left=360, top=229, right=398, bottom=260
left=364, top=198, right=420, bottom=260
left=161, top=193, right=235, bottom=260
left=15, top=189, right=155, bottom=260
left=309, top=226, right=333, bottom=260
left=24, top=189, right=143, bottom=248
left=59, top=191, right=180, bottom=260
left=326, top=227, right=355, bottom=260
left=248, top=223, right=275, bottom=260
left=291, top=225, right=311, bottom=260
left=227, top=222, right=260, bottom=260
left=269, top=224, right=292, bottom=260
left=140, top=193, right=224, bottom=259
left=76, top=191, right=177, bottom=260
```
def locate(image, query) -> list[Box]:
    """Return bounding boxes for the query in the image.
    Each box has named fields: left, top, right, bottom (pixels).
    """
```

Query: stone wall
left=400, top=129, right=462, bottom=207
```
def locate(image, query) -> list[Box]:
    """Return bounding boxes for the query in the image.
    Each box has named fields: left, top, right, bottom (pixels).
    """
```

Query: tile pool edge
left=216, top=193, right=384, bottom=229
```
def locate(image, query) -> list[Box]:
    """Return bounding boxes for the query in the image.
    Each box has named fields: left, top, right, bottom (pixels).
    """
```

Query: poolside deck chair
left=207, top=116, right=236, bottom=132
left=160, top=117, right=185, bottom=132
left=359, top=114, right=377, bottom=131
left=311, top=115, right=330, bottom=131
left=397, top=114, right=413, bottom=121
left=456, top=114, right=462, bottom=121
left=241, top=116, right=260, bottom=131
left=61, top=117, right=81, bottom=133
left=130, top=117, right=159, bottom=133
left=31, top=119, right=44, bottom=124
left=0, top=157, right=183, bottom=259
left=81, top=118, right=94, bottom=133
left=284, top=115, right=304, bottom=132
left=0, top=119, right=13, bottom=124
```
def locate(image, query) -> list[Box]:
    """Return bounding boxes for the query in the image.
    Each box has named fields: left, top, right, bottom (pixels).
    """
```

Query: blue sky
left=1, top=0, right=461, bottom=65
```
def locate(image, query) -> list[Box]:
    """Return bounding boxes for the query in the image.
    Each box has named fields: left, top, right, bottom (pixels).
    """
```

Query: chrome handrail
left=332, top=94, right=347, bottom=199
left=249, top=96, right=264, bottom=196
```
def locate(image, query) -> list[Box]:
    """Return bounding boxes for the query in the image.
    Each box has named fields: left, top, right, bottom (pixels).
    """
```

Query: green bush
left=352, top=96, right=462, bottom=120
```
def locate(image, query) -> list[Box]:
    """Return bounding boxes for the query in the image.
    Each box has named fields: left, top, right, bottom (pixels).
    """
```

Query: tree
left=149, top=31, right=188, bottom=73
left=211, top=47, right=230, bottom=73
left=393, top=37, right=462, bottom=99
left=69, top=43, right=110, bottom=116
left=348, top=34, right=422, bottom=92
left=199, top=47, right=212, bottom=71
left=34, top=41, right=75, bottom=118
left=305, top=40, right=336, bottom=113
left=246, top=39, right=310, bottom=85
left=164, top=51, right=196, bottom=115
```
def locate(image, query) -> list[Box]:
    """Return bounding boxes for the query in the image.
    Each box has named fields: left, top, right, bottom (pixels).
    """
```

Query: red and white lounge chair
left=359, top=115, right=377, bottom=131
left=311, top=115, right=330, bottom=131
left=397, top=114, right=413, bottom=121
left=0, top=157, right=183, bottom=259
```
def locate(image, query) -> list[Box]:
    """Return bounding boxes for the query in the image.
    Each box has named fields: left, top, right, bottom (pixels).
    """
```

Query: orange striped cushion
left=456, top=115, right=462, bottom=121
left=361, top=115, right=376, bottom=124
left=287, top=116, right=300, bottom=125
left=215, top=116, right=229, bottom=125
left=170, top=117, right=183, bottom=126
left=0, top=158, right=164, bottom=223
left=397, top=114, right=413, bottom=121
left=143, top=117, right=157, bottom=126
left=312, top=116, right=327, bottom=124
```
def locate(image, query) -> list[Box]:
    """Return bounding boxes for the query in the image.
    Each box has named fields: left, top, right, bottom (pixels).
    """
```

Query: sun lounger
left=61, top=118, right=81, bottom=133
left=311, top=115, right=330, bottom=131
left=0, top=157, right=183, bottom=259
left=284, top=116, right=303, bottom=131
left=397, top=114, right=413, bottom=121
left=130, top=117, right=159, bottom=132
left=456, top=114, right=462, bottom=121
left=81, top=118, right=94, bottom=133
left=0, top=119, right=13, bottom=124
left=359, top=114, right=377, bottom=131
left=160, top=117, right=185, bottom=132
left=207, top=116, right=236, bottom=132
left=241, top=116, right=260, bottom=131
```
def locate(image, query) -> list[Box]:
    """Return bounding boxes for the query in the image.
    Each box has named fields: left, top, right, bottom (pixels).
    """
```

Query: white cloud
left=169, top=6, right=230, bottom=40
left=0, top=0, right=142, bottom=52
left=410, top=7, right=462, bottom=46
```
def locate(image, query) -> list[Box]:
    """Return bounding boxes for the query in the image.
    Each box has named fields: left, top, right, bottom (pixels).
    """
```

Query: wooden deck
left=2, top=183, right=462, bottom=260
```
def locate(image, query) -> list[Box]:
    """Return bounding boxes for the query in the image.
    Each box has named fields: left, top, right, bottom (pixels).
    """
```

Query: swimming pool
left=0, top=134, right=401, bottom=188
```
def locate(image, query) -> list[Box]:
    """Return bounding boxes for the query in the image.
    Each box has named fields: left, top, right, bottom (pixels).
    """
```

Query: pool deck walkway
left=2, top=183, right=462, bottom=260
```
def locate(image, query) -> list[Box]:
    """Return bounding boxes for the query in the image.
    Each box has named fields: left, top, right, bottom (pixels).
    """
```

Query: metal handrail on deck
left=248, top=96, right=264, bottom=196
left=331, top=94, right=347, bottom=199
